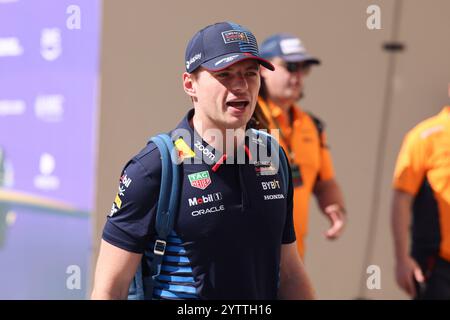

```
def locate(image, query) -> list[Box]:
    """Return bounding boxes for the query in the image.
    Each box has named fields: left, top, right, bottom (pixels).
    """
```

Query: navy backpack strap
left=128, top=133, right=181, bottom=300
left=149, top=134, right=181, bottom=292
left=306, top=111, right=326, bottom=148
left=153, top=134, right=181, bottom=239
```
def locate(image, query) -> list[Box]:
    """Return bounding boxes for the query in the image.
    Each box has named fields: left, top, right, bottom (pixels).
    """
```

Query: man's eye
left=216, top=72, right=230, bottom=78
left=245, top=71, right=258, bottom=77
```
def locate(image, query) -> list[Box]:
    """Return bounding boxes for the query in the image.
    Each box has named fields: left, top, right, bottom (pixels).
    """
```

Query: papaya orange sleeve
left=318, top=130, right=336, bottom=181
left=393, top=130, right=427, bottom=195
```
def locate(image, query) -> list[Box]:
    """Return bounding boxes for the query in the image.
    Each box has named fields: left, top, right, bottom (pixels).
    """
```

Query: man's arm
left=91, top=240, right=142, bottom=300
left=278, top=242, right=315, bottom=299
left=391, top=189, right=424, bottom=297
left=313, top=178, right=346, bottom=239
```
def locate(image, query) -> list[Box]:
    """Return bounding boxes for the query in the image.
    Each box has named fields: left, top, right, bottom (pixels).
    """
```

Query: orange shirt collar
left=442, top=106, right=450, bottom=117
left=258, top=97, right=302, bottom=125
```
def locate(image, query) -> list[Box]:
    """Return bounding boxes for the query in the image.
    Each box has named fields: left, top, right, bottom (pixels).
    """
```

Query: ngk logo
left=188, top=192, right=222, bottom=207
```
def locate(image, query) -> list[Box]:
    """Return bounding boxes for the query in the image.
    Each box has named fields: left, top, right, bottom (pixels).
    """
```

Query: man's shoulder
left=300, top=109, right=326, bottom=135
left=134, top=140, right=159, bottom=161
left=126, top=140, right=162, bottom=178
left=406, top=113, right=446, bottom=143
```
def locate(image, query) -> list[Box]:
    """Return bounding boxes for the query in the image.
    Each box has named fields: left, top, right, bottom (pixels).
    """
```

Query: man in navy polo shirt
left=91, top=21, right=315, bottom=300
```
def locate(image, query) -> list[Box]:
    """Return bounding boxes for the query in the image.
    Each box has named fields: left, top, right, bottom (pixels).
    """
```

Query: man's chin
left=285, top=89, right=303, bottom=102
left=224, top=115, right=250, bottom=129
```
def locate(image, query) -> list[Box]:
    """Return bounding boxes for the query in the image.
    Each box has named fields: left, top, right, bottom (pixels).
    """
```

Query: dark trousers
left=416, top=256, right=450, bottom=300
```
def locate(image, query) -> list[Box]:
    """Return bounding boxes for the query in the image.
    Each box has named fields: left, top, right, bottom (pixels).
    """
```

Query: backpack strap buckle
left=153, top=239, right=167, bottom=256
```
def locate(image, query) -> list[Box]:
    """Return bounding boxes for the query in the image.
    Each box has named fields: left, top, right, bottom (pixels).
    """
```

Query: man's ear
left=183, top=72, right=197, bottom=99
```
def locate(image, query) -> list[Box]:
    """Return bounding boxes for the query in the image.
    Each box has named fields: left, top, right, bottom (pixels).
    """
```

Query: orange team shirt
left=258, top=97, right=335, bottom=258
left=393, top=106, right=450, bottom=262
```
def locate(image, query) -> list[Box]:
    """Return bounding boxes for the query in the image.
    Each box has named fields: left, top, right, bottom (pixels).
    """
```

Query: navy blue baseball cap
left=185, top=21, right=274, bottom=73
left=260, top=33, right=320, bottom=65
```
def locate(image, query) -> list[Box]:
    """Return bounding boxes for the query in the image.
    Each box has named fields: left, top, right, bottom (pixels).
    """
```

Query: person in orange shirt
left=392, top=106, right=450, bottom=299
left=252, top=34, right=346, bottom=259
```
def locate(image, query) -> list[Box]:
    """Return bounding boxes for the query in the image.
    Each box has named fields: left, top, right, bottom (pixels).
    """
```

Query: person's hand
left=324, top=204, right=345, bottom=239
left=395, top=256, right=425, bottom=298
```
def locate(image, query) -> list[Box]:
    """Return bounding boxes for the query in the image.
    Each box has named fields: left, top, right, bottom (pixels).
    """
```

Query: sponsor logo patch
left=194, top=141, right=215, bottom=161
left=109, top=171, right=132, bottom=216
left=188, top=192, right=222, bottom=207
left=214, top=54, right=239, bottom=66
left=114, top=194, right=122, bottom=209
left=120, top=173, right=132, bottom=188
left=109, top=203, right=118, bottom=217
left=175, top=138, right=195, bottom=159
left=261, top=179, right=281, bottom=190
left=186, top=53, right=201, bottom=69
left=222, top=30, right=249, bottom=44
left=254, top=161, right=278, bottom=176
left=191, top=205, right=225, bottom=217
left=279, top=38, right=305, bottom=55
left=188, top=170, right=212, bottom=190
left=264, top=194, right=285, bottom=201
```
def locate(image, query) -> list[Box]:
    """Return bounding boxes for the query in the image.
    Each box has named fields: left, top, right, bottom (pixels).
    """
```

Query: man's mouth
left=226, top=100, right=249, bottom=109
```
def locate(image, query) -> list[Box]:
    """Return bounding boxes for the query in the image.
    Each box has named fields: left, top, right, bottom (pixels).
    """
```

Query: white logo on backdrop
left=33, top=153, right=60, bottom=190
left=0, top=37, right=23, bottom=57
left=34, top=94, right=64, bottom=122
left=0, top=100, right=25, bottom=116
left=40, top=28, right=62, bottom=61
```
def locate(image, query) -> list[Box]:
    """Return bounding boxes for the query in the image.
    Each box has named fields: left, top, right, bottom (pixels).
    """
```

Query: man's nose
left=231, top=73, right=248, bottom=91
left=291, top=70, right=304, bottom=84
left=292, top=69, right=304, bottom=78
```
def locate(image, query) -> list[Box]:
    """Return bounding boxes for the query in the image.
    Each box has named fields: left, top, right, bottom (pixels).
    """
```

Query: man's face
left=188, top=60, right=261, bottom=130
left=261, top=57, right=311, bottom=105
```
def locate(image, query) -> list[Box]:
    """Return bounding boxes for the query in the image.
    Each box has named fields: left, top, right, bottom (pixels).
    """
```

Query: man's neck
left=191, top=113, right=246, bottom=155
left=269, top=97, right=296, bottom=122
left=270, top=97, right=293, bottom=111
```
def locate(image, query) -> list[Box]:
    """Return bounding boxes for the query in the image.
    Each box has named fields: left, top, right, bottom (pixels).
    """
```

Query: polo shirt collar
left=171, top=109, right=254, bottom=171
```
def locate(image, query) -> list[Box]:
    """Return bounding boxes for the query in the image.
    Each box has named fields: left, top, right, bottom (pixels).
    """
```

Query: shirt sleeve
left=102, top=149, right=161, bottom=253
left=318, top=130, right=336, bottom=181
left=393, top=130, right=427, bottom=195
left=281, top=147, right=296, bottom=244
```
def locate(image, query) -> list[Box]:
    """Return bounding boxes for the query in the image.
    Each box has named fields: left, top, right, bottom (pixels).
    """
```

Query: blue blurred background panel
left=0, top=0, right=102, bottom=299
